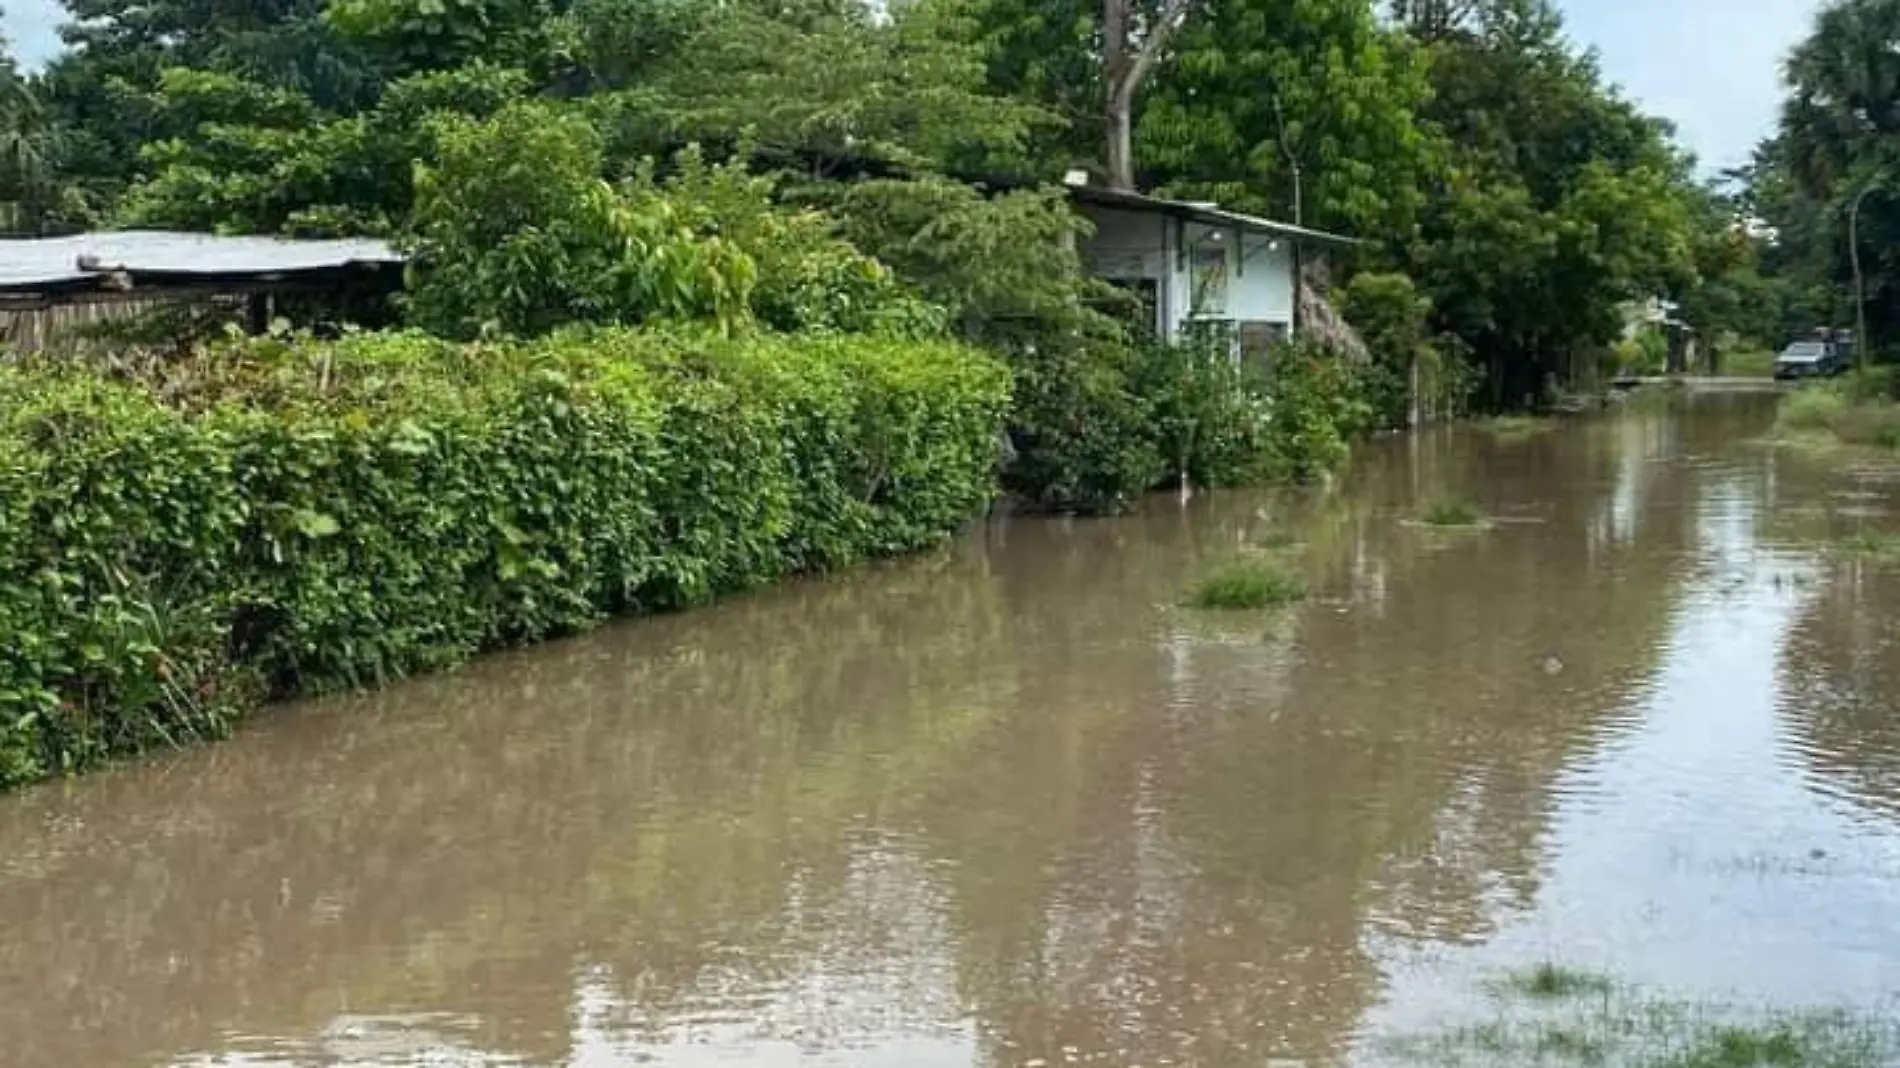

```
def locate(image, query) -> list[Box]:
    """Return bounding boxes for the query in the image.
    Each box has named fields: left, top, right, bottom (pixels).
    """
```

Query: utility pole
left=1850, top=179, right=1880, bottom=372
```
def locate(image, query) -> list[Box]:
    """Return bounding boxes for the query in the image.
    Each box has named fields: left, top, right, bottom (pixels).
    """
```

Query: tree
left=1768, top=0, right=1900, bottom=357
left=589, top=0, right=1049, bottom=178
left=1398, top=0, right=1701, bottom=405
left=1137, top=0, right=1433, bottom=236
left=1101, top=0, right=1193, bottom=189
left=404, top=101, right=757, bottom=338
left=1390, top=0, right=1478, bottom=39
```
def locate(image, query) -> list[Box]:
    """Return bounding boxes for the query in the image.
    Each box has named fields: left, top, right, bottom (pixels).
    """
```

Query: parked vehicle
left=1774, top=340, right=1848, bottom=381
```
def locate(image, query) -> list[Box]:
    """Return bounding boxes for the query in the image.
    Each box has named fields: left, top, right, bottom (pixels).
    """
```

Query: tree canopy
left=7, top=0, right=1749, bottom=410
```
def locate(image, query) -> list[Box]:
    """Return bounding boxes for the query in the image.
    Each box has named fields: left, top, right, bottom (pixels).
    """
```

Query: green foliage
left=1506, top=963, right=1616, bottom=1000
left=1779, top=384, right=1852, bottom=433
left=1612, top=327, right=1670, bottom=376
left=1776, top=376, right=1900, bottom=449
left=404, top=103, right=758, bottom=338
left=1184, top=558, right=1308, bottom=610
left=1139, top=0, right=1434, bottom=236
left=0, top=327, right=1010, bottom=788
left=1261, top=338, right=1373, bottom=480
left=1404, top=0, right=1702, bottom=409
left=120, top=63, right=532, bottom=235
left=1419, top=500, right=1483, bottom=527
left=605, top=0, right=1051, bottom=176
left=1001, top=328, right=1165, bottom=514
left=642, top=151, right=947, bottom=338
left=1341, top=270, right=1474, bottom=424
left=325, top=0, right=555, bottom=76
left=827, top=178, right=1099, bottom=331
left=826, top=175, right=1167, bottom=513
left=1133, top=336, right=1278, bottom=488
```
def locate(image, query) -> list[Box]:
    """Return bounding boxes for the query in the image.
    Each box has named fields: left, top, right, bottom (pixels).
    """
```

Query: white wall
left=1178, top=220, right=1294, bottom=329
left=1078, top=206, right=1298, bottom=343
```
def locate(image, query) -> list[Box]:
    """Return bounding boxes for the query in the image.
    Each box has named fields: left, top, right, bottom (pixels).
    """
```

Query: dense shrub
left=0, top=327, right=1009, bottom=787
left=404, top=104, right=761, bottom=338
left=1341, top=271, right=1472, bottom=426
left=1260, top=339, right=1375, bottom=481
left=1777, top=373, right=1900, bottom=448
left=1778, top=384, right=1851, bottom=432
left=1133, top=335, right=1277, bottom=489
left=1000, top=328, right=1165, bottom=514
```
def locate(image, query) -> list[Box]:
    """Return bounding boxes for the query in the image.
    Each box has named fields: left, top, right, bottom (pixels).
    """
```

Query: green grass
left=1662, top=1025, right=1807, bottom=1068
left=1778, top=385, right=1851, bottom=433
left=1389, top=969, right=1898, bottom=1068
left=1476, top=414, right=1558, bottom=438
left=1506, top=963, right=1616, bottom=1000
left=1777, top=373, right=1900, bottom=450
left=1183, top=558, right=1307, bottom=610
left=1420, top=500, right=1485, bottom=527
left=1838, top=530, right=1900, bottom=559
left=1724, top=348, right=1777, bottom=378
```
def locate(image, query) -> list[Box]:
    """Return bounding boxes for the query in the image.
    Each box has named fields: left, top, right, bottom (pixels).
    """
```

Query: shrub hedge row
left=0, top=327, right=1010, bottom=787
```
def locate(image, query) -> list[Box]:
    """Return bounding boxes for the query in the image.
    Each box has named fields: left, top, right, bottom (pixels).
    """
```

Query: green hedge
left=0, top=327, right=1010, bottom=787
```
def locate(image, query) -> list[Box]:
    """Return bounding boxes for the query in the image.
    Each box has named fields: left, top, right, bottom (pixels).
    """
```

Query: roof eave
left=1067, top=184, right=1363, bottom=248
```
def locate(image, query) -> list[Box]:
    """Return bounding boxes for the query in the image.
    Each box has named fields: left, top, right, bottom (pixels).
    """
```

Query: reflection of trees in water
left=0, top=400, right=1743, bottom=1068
left=0, top=559, right=1016, bottom=1067
left=1778, top=563, right=1900, bottom=825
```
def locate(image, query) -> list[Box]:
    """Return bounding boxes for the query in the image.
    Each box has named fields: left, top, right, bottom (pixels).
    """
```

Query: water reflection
left=6, top=392, right=1900, bottom=1067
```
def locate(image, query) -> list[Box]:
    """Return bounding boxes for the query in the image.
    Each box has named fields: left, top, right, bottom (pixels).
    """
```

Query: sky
left=0, top=0, right=1828, bottom=174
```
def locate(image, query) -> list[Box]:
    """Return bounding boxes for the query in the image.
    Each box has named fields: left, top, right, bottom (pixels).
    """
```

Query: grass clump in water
left=1505, top=962, right=1616, bottom=1000
left=1778, top=373, right=1900, bottom=451
left=1389, top=970, right=1898, bottom=1068
left=1838, top=530, right=1900, bottom=559
left=1184, top=559, right=1306, bottom=610
left=1664, top=1024, right=1808, bottom=1068
left=1778, top=386, right=1850, bottom=433
left=1420, top=500, right=1485, bottom=527
left=1477, top=414, right=1557, bottom=439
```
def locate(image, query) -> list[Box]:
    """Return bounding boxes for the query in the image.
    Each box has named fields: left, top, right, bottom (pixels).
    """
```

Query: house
left=0, top=231, right=403, bottom=353
left=1065, top=181, right=1359, bottom=358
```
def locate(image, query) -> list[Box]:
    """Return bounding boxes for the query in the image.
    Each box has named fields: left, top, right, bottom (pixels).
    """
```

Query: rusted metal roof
left=0, top=231, right=403, bottom=292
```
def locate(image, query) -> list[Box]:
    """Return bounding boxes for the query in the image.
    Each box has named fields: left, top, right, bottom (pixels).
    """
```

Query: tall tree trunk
left=1106, top=87, right=1136, bottom=191
left=1100, top=0, right=1194, bottom=192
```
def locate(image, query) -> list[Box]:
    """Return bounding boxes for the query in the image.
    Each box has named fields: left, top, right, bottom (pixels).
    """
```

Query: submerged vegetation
left=1184, top=559, right=1308, bottom=610
left=1504, top=963, right=1617, bottom=1000
left=1420, top=501, right=1486, bottom=528
left=1477, top=415, right=1559, bottom=439
left=1398, top=968, right=1900, bottom=1068
left=1777, top=375, right=1900, bottom=452
left=1838, top=530, right=1900, bottom=559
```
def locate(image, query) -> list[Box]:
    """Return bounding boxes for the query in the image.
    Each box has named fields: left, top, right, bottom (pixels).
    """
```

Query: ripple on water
left=17, top=392, right=1900, bottom=1068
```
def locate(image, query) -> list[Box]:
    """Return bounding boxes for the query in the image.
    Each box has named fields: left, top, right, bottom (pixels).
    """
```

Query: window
left=1190, top=245, right=1228, bottom=314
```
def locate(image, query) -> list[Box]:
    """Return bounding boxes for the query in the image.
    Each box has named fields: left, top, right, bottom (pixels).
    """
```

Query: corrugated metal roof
left=0, top=231, right=403, bottom=291
left=1067, top=185, right=1362, bottom=248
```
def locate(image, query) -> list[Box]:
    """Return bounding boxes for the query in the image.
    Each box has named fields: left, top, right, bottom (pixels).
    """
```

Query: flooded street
left=7, top=392, right=1900, bottom=1067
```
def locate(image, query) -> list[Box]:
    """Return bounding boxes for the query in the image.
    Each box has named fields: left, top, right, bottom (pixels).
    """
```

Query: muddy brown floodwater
left=6, top=392, right=1900, bottom=1067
